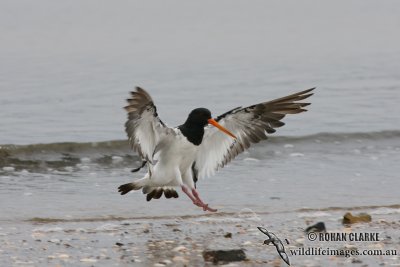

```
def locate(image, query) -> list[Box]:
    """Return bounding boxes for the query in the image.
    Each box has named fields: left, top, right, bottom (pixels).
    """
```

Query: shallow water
left=1, top=131, right=399, bottom=222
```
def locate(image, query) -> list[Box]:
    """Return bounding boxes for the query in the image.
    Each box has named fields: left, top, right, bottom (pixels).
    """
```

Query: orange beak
left=208, top=118, right=237, bottom=139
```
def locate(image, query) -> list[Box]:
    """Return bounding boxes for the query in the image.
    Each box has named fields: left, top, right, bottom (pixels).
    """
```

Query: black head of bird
left=185, top=108, right=212, bottom=127
left=179, top=108, right=237, bottom=145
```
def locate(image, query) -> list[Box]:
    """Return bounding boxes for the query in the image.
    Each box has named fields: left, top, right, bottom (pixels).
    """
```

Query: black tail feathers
left=119, top=182, right=179, bottom=201
left=146, top=188, right=179, bottom=201
left=118, top=182, right=142, bottom=195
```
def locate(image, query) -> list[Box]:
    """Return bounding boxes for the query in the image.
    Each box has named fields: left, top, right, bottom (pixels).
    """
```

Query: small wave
left=0, top=140, right=130, bottom=158
left=296, top=204, right=400, bottom=213
left=271, top=130, right=400, bottom=144
left=24, top=204, right=400, bottom=224
left=2, top=130, right=399, bottom=155
left=26, top=212, right=243, bottom=224
left=0, top=140, right=139, bottom=173
left=1, top=130, right=399, bottom=172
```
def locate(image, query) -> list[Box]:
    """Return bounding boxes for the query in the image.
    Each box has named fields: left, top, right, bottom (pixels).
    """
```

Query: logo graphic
left=257, top=227, right=290, bottom=266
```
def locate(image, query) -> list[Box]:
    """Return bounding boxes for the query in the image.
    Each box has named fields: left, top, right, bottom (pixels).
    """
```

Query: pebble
left=2, top=166, right=15, bottom=171
left=80, top=258, right=97, bottom=263
left=20, top=169, right=29, bottom=175
left=224, top=232, right=232, bottom=238
left=64, top=166, right=73, bottom=172
left=31, top=233, right=45, bottom=239
left=48, top=238, right=61, bottom=244
left=352, top=258, right=362, bottom=263
left=342, top=212, right=372, bottom=224
left=172, top=256, right=188, bottom=263
left=58, top=254, right=70, bottom=259
left=161, top=259, right=172, bottom=264
left=305, top=222, right=326, bottom=232
left=172, top=246, right=187, bottom=252
left=112, top=156, right=123, bottom=162
left=77, top=164, right=90, bottom=171
left=203, top=249, right=246, bottom=263
left=81, top=157, right=91, bottom=163
left=95, top=223, right=119, bottom=231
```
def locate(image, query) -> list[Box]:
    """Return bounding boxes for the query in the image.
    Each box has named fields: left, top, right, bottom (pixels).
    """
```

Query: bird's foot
left=181, top=186, right=217, bottom=212
left=181, top=186, right=202, bottom=207
left=192, top=199, right=204, bottom=208
left=202, top=203, right=217, bottom=212
left=192, top=200, right=217, bottom=212
left=192, top=189, right=217, bottom=212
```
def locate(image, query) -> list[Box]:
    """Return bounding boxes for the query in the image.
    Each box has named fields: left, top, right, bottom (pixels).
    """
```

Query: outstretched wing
left=194, top=88, right=314, bottom=178
left=124, top=87, right=175, bottom=163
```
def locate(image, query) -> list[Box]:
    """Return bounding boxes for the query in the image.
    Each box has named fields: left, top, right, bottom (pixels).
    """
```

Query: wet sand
left=1, top=206, right=399, bottom=267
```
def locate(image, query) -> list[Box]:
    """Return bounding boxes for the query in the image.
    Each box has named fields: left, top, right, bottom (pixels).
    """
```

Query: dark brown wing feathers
left=200, top=88, right=315, bottom=174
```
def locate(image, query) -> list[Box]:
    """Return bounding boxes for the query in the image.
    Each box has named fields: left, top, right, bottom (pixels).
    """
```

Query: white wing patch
left=194, top=88, right=315, bottom=179
left=125, top=87, right=175, bottom=163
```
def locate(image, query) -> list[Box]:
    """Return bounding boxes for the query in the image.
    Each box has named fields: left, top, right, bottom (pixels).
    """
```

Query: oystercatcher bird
left=118, top=87, right=314, bottom=212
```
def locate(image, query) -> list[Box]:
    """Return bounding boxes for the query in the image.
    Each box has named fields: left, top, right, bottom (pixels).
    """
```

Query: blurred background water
left=0, top=0, right=399, bottom=222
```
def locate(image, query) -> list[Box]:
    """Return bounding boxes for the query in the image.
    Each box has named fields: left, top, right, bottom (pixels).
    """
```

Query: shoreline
left=1, top=206, right=399, bottom=266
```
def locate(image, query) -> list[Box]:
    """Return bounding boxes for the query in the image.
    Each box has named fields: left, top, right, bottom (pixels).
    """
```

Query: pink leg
left=181, top=186, right=217, bottom=212
left=192, top=189, right=217, bottom=212
left=181, top=185, right=202, bottom=208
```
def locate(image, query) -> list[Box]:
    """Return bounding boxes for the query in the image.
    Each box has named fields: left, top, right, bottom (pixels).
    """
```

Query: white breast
left=147, top=129, right=200, bottom=187
left=164, top=132, right=198, bottom=170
